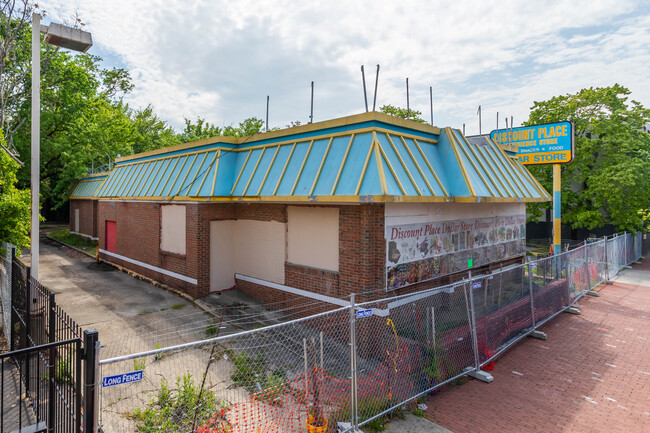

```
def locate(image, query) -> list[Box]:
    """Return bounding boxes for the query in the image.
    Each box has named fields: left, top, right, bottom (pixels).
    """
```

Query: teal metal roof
left=88, top=113, right=550, bottom=203
left=69, top=174, right=108, bottom=199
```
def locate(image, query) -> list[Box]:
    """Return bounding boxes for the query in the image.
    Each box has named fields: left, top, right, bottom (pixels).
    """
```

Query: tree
left=177, top=118, right=223, bottom=143
left=10, top=49, right=136, bottom=211
left=379, top=104, right=426, bottom=123
left=0, top=0, right=35, bottom=152
left=130, top=105, right=180, bottom=154
left=524, top=85, right=650, bottom=232
left=178, top=117, right=265, bottom=142
left=0, top=128, right=30, bottom=248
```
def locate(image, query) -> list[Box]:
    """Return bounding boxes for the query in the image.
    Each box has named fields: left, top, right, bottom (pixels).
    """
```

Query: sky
left=39, top=0, right=650, bottom=135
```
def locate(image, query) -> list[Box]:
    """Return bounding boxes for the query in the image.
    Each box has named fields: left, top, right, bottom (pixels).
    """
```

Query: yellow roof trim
left=98, top=194, right=548, bottom=204
left=257, top=145, right=281, bottom=196
left=450, top=131, right=496, bottom=197
left=242, top=147, right=266, bottom=196
left=375, top=133, right=405, bottom=195
left=356, top=138, right=375, bottom=195
left=384, top=133, right=421, bottom=196
left=290, top=140, right=314, bottom=196
left=330, top=134, right=354, bottom=195
left=372, top=134, right=389, bottom=195
left=310, top=137, right=333, bottom=196
left=273, top=142, right=297, bottom=196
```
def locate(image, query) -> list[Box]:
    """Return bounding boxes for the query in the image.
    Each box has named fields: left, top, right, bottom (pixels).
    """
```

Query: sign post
left=490, top=121, right=574, bottom=256
left=553, top=164, right=561, bottom=255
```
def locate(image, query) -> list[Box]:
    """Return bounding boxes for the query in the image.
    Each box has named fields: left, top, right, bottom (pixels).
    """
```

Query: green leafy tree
left=379, top=104, right=426, bottom=123
left=10, top=49, right=136, bottom=210
left=177, top=118, right=222, bottom=143
left=525, top=84, right=650, bottom=232
left=0, top=128, right=30, bottom=248
left=225, top=117, right=264, bottom=137
left=131, top=105, right=180, bottom=154
left=178, top=117, right=265, bottom=142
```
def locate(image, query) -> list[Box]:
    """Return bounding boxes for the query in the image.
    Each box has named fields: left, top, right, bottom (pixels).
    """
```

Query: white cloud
left=39, top=0, right=650, bottom=134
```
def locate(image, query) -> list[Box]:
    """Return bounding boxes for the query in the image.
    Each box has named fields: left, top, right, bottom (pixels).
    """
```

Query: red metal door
left=106, top=221, right=116, bottom=252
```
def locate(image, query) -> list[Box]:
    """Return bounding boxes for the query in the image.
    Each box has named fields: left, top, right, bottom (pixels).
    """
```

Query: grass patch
left=49, top=229, right=97, bottom=255
left=204, top=324, right=218, bottom=338
left=162, top=303, right=186, bottom=311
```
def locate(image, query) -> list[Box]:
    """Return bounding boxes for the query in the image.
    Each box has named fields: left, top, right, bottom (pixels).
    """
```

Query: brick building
left=68, top=172, right=108, bottom=240
left=71, top=112, right=550, bottom=308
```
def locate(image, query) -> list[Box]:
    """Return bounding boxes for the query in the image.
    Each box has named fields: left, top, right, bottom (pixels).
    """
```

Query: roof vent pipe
left=309, top=81, right=314, bottom=123
left=429, top=86, right=434, bottom=126
left=406, top=78, right=410, bottom=119
left=266, top=95, right=269, bottom=132
left=372, top=64, right=380, bottom=111
left=361, top=66, right=369, bottom=112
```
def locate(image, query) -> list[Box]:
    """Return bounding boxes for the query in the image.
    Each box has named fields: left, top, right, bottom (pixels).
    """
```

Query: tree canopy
left=379, top=104, right=427, bottom=123
left=0, top=128, right=30, bottom=248
left=524, top=84, right=650, bottom=232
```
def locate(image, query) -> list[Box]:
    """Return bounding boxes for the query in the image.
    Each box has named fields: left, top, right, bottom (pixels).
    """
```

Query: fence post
left=467, top=272, right=480, bottom=370
left=528, top=260, right=536, bottom=328
left=349, top=294, right=358, bottom=431
left=25, top=265, right=31, bottom=391
left=624, top=232, right=628, bottom=266
left=84, top=329, right=99, bottom=433
left=10, top=247, right=16, bottom=351
left=603, top=236, right=611, bottom=283
left=465, top=273, right=493, bottom=382
left=585, top=243, right=591, bottom=292
left=48, top=292, right=56, bottom=431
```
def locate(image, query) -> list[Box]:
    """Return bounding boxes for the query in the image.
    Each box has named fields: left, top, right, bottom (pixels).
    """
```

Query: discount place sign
left=490, top=121, right=574, bottom=165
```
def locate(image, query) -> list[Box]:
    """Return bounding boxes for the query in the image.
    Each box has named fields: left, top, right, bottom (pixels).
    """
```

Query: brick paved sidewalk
left=426, top=261, right=650, bottom=433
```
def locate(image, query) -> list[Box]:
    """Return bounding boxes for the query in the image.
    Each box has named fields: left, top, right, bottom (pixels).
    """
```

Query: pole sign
left=490, top=121, right=574, bottom=165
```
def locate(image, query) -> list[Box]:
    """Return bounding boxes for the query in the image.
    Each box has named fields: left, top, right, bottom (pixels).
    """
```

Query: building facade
left=71, top=112, right=550, bottom=308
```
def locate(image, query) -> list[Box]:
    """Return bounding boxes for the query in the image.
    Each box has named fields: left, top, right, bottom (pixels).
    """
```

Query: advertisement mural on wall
left=386, top=215, right=526, bottom=290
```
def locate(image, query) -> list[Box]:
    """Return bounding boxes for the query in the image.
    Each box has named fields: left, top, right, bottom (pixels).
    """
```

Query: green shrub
left=134, top=357, right=146, bottom=371
left=131, top=374, right=229, bottom=432
left=230, top=350, right=267, bottom=392
left=228, top=350, right=288, bottom=405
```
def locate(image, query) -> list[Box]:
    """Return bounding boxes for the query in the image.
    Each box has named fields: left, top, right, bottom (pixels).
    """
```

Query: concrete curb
left=45, top=234, right=96, bottom=259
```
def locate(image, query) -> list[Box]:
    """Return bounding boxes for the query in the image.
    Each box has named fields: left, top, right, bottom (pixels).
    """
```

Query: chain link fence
left=95, top=232, right=643, bottom=433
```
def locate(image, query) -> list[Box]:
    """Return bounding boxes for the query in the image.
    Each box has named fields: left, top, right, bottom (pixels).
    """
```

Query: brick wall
left=236, top=277, right=338, bottom=317
left=96, top=200, right=524, bottom=310
left=97, top=200, right=203, bottom=296
left=284, top=263, right=340, bottom=298
left=339, top=205, right=386, bottom=302
left=69, top=199, right=96, bottom=238
left=97, top=201, right=289, bottom=298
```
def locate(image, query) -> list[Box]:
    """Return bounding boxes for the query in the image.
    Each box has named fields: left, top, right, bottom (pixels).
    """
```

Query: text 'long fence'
left=96, top=232, right=642, bottom=433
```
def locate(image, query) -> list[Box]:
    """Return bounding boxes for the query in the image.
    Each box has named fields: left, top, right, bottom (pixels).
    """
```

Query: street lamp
left=31, top=13, right=92, bottom=279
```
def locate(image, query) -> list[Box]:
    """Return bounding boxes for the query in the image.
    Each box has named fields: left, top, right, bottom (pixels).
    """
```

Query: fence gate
left=1, top=251, right=92, bottom=433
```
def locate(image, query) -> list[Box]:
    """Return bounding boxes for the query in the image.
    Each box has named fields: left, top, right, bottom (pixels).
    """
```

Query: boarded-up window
left=161, top=205, right=186, bottom=255
left=210, top=220, right=286, bottom=291
left=287, top=206, right=339, bottom=271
